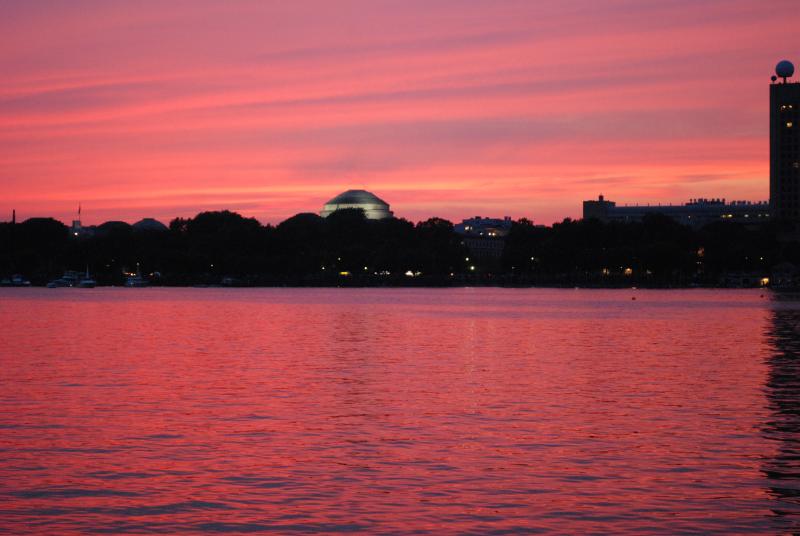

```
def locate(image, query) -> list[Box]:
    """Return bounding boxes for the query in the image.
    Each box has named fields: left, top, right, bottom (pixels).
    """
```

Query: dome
left=132, top=218, right=168, bottom=232
left=776, top=60, right=795, bottom=79
left=95, top=221, right=132, bottom=237
left=320, top=189, right=393, bottom=219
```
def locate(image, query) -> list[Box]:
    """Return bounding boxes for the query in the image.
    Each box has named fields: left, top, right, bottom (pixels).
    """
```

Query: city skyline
left=1, top=1, right=796, bottom=225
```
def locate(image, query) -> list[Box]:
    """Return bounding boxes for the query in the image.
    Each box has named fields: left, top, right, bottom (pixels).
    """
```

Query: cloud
left=0, top=0, right=789, bottom=225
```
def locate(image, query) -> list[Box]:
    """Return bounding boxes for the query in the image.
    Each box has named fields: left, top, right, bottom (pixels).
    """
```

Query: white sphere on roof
left=776, top=60, right=795, bottom=79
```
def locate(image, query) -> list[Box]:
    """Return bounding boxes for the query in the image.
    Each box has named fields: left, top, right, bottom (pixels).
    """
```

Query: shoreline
left=3, top=282, right=779, bottom=290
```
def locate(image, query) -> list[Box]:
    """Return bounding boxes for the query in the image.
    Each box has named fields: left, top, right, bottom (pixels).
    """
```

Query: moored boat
left=78, top=267, right=96, bottom=288
left=124, top=274, right=148, bottom=287
left=0, top=275, right=31, bottom=287
left=47, top=269, right=97, bottom=288
left=47, top=271, right=82, bottom=288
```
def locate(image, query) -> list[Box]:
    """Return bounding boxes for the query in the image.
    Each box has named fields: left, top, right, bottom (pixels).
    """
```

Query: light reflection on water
left=0, top=288, right=798, bottom=533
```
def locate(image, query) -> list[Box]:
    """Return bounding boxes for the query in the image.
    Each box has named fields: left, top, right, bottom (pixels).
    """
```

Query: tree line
left=0, top=209, right=797, bottom=286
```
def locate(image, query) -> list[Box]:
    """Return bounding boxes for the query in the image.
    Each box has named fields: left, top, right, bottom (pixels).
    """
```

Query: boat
left=0, top=275, right=31, bottom=287
left=78, top=267, right=96, bottom=288
left=124, top=274, right=149, bottom=287
left=11, top=275, right=31, bottom=287
left=47, top=269, right=96, bottom=288
left=47, top=270, right=82, bottom=288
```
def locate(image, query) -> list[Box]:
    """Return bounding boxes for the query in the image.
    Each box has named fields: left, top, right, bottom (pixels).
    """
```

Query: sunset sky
left=1, top=0, right=796, bottom=225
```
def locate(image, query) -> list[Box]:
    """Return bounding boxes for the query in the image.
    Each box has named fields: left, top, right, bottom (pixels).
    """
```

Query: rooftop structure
left=320, top=189, right=393, bottom=220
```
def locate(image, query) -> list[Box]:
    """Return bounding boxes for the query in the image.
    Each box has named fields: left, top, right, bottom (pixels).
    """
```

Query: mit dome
left=320, top=189, right=393, bottom=220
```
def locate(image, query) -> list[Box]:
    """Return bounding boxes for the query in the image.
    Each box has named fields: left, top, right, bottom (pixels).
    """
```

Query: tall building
left=771, top=60, right=800, bottom=220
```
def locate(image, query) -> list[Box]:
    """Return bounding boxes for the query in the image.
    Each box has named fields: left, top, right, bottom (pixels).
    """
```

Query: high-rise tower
left=770, top=60, right=800, bottom=220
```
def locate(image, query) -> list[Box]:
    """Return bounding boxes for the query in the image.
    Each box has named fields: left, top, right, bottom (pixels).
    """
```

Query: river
left=0, top=288, right=798, bottom=533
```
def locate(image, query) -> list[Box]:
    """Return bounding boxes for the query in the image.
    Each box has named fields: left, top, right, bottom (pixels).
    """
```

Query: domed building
left=132, top=218, right=168, bottom=232
left=320, top=189, right=393, bottom=220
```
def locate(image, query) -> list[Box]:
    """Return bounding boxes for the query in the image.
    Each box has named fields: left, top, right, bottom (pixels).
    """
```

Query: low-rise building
left=454, top=216, right=513, bottom=259
left=582, top=195, right=770, bottom=227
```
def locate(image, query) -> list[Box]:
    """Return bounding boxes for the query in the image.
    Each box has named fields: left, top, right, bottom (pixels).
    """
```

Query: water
left=0, top=288, right=798, bottom=534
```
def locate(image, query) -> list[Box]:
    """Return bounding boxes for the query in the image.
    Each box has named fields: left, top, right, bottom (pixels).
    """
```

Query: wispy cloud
left=0, top=0, right=792, bottom=224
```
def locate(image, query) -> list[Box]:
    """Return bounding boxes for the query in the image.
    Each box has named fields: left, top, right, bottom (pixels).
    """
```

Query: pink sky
left=0, top=0, right=796, bottom=225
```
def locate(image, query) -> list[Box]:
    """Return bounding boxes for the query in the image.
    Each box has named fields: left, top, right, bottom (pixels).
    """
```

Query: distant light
left=363, top=266, right=368, bottom=271
left=760, top=277, right=770, bottom=287
left=469, top=265, right=476, bottom=271
left=339, top=271, right=350, bottom=276
left=624, top=267, right=633, bottom=276
left=405, top=270, right=414, bottom=277
left=465, top=257, right=470, bottom=262
left=788, top=121, right=794, bottom=128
